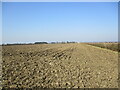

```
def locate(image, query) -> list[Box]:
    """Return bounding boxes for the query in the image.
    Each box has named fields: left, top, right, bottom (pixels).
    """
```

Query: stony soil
left=2, top=43, right=118, bottom=88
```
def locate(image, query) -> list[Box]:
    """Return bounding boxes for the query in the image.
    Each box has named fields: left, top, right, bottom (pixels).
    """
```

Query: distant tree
left=34, top=42, right=48, bottom=44
left=51, top=42, right=56, bottom=44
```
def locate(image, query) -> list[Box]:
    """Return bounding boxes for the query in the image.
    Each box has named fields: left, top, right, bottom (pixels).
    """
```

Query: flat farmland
left=2, top=43, right=118, bottom=88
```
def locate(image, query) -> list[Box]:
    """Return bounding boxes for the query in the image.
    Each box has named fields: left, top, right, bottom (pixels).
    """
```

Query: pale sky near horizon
left=2, top=2, right=118, bottom=44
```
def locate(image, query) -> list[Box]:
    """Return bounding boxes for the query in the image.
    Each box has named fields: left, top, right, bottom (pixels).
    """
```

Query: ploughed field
left=2, top=43, right=118, bottom=88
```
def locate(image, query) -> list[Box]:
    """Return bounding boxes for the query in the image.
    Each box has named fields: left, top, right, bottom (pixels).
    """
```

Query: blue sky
left=2, top=2, right=118, bottom=43
left=0, top=2, right=2, bottom=44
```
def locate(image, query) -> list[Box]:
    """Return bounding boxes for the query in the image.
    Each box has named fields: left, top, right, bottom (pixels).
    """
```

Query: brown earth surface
left=2, top=43, right=118, bottom=88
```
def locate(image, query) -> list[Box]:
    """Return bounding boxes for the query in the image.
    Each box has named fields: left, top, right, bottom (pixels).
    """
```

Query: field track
left=2, top=43, right=118, bottom=88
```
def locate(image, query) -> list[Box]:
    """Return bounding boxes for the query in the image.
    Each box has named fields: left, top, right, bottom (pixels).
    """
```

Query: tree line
left=2, top=41, right=77, bottom=45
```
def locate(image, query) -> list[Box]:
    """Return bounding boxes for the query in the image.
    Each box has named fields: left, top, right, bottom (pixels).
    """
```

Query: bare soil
left=2, top=43, right=118, bottom=88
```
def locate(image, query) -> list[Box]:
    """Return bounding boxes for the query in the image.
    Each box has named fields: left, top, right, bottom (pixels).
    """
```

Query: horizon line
left=1, top=41, right=118, bottom=44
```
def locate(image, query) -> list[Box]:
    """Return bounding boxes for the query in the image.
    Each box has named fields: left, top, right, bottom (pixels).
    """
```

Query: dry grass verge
left=86, top=42, right=119, bottom=52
